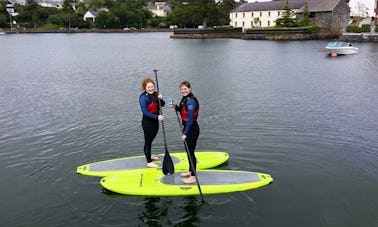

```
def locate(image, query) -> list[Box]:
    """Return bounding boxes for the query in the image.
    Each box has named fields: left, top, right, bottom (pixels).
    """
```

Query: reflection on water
left=138, top=197, right=203, bottom=226
left=0, top=33, right=378, bottom=226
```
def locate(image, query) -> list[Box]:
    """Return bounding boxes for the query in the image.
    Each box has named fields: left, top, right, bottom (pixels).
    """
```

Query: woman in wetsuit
left=175, top=80, right=200, bottom=184
left=139, top=78, right=165, bottom=168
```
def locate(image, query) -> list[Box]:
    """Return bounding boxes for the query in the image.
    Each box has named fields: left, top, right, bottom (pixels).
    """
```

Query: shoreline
left=3, top=28, right=173, bottom=34
left=3, top=28, right=378, bottom=41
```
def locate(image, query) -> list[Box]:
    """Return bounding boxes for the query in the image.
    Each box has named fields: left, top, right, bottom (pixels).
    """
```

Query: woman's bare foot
left=151, top=156, right=159, bottom=161
left=146, top=162, right=159, bottom=168
left=180, top=172, right=191, bottom=177
left=182, top=176, right=196, bottom=184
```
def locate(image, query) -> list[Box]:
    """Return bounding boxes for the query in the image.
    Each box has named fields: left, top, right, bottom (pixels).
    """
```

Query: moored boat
left=325, top=42, right=358, bottom=56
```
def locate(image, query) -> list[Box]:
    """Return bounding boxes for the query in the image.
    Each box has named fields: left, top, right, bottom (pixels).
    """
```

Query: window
left=242, top=21, right=245, bottom=27
left=252, top=12, right=254, bottom=17
left=268, top=21, right=270, bottom=26
left=243, top=13, right=245, bottom=18
left=235, top=13, right=237, bottom=18
left=259, top=21, right=261, bottom=26
left=278, top=11, right=280, bottom=16
left=235, top=21, right=237, bottom=27
left=260, top=12, right=262, bottom=17
left=251, top=21, right=253, bottom=27
left=268, top=12, right=271, bottom=17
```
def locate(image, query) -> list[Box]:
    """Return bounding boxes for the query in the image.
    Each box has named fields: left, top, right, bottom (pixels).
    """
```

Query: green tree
left=88, top=0, right=105, bottom=10
left=217, top=0, right=237, bottom=25
left=95, top=11, right=117, bottom=28
left=166, top=3, right=198, bottom=28
left=0, top=0, right=8, bottom=28
left=275, top=0, right=298, bottom=27
left=75, top=2, right=87, bottom=17
left=63, top=0, right=74, bottom=12
left=300, top=0, right=310, bottom=26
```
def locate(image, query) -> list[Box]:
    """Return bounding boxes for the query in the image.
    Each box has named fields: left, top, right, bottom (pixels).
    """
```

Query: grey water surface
left=1, top=32, right=377, bottom=226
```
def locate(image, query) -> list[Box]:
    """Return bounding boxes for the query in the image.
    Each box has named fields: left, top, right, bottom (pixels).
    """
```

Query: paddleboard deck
left=100, top=168, right=273, bottom=196
left=77, top=151, right=229, bottom=177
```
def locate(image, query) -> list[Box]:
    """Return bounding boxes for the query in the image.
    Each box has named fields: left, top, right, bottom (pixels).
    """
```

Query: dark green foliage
left=275, top=0, right=298, bottom=27
left=300, top=0, right=310, bottom=26
left=0, top=0, right=8, bottom=28
left=95, top=11, right=117, bottom=28
left=166, top=0, right=237, bottom=28
left=346, top=24, right=370, bottom=33
left=3, top=0, right=236, bottom=30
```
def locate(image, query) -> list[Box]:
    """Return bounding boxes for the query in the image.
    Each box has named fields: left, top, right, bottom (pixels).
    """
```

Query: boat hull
left=325, top=42, right=358, bottom=55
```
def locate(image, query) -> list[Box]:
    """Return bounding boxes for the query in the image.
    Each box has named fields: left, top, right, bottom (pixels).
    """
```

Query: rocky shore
left=3, top=28, right=172, bottom=34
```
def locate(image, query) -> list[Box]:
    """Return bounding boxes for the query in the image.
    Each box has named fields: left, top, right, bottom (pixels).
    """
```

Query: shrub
left=347, top=24, right=371, bottom=33
left=41, top=23, right=60, bottom=30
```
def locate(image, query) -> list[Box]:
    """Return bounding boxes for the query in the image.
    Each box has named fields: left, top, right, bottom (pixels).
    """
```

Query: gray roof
left=232, top=0, right=305, bottom=13
left=232, top=0, right=343, bottom=13
left=297, top=0, right=342, bottom=13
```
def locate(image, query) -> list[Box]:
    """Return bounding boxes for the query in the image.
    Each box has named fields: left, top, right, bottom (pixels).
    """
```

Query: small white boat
left=0, top=28, right=5, bottom=35
left=325, top=42, right=358, bottom=56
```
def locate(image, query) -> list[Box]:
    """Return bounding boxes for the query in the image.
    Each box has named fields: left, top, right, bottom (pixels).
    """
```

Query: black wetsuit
left=139, top=92, right=165, bottom=163
left=176, top=93, right=199, bottom=176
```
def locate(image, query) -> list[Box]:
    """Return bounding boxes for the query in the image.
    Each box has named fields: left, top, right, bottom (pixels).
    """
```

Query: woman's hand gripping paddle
left=175, top=110, right=204, bottom=202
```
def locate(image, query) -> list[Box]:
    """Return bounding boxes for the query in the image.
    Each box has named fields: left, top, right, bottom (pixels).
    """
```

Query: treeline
left=0, top=0, right=241, bottom=29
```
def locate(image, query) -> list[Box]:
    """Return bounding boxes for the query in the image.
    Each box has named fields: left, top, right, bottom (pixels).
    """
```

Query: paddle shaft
left=175, top=110, right=204, bottom=202
left=153, top=70, right=174, bottom=175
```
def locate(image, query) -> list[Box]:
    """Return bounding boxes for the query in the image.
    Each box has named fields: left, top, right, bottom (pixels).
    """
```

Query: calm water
left=1, top=33, right=377, bottom=226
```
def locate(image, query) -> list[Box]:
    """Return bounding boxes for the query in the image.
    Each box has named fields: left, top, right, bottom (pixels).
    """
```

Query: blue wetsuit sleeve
left=183, top=99, right=196, bottom=136
left=139, top=95, right=158, bottom=120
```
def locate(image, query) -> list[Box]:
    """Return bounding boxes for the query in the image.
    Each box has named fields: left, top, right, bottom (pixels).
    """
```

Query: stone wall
left=340, top=33, right=378, bottom=41
left=313, top=0, right=350, bottom=34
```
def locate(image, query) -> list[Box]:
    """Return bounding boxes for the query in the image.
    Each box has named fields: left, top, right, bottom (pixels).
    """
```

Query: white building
left=147, top=2, right=171, bottom=17
left=83, top=11, right=99, bottom=22
left=230, top=0, right=305, bottom=29
left=349, top=0, right=377, bottom=26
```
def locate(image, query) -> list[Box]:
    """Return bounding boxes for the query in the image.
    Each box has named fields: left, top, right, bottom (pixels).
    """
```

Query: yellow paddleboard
left=101, top=168, right=273, bottom=196
left=77, top=151, right=229, bottom=177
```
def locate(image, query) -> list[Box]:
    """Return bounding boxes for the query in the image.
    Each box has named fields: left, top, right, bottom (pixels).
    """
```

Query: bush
left=41, top=23, right=60, bottom=30
left=361, top=24, right=371, bottom=32
left=305, top=25, right=320, bottom=34
left=346, top=24, right=371, bottom=33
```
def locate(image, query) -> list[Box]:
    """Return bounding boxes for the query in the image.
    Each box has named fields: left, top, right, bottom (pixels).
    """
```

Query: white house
left=83, top=11, right=99, bottom=22
left=147, top=2, right=171, bottom=17
left=230, top=0, right=351, bottom=34
left=349, top=0, right=377, bottom=26
left=230, top=0, right=305, bottom=29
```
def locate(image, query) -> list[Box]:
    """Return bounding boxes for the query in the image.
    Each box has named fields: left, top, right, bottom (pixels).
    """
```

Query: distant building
left=230, top=0, right=350, bottom=34
left=83, top=10, right=99, bottom=22
left=349, top=0, right=377, bottom=26
left=147, top=2, right=171, bottom=17
left=6, top=0, right=18, bottom=28
left=38, top=0, right=63, bottom=8
left=376, top=0, right=378, bottom=24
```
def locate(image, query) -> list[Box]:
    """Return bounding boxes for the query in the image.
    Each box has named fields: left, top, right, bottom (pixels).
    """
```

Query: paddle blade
left=162, top=150, right=174, bottom=175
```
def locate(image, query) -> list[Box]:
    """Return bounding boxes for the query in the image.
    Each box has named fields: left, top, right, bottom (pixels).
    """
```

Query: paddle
left=175, top=109, right=204, bottom=202
left=153, top=69, right=174, bottom=175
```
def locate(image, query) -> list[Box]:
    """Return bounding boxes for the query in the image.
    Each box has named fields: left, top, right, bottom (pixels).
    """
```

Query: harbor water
left=0, top=32, right=377, bottom=226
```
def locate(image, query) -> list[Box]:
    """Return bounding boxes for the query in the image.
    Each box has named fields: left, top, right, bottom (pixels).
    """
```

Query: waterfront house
left=230, top=0, right=350, bottom=34
left=349, top=0, right=378, bottom=27
left=83, top=10, right=99, bottom=22
left=147, top=2, right=171, bottom=17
